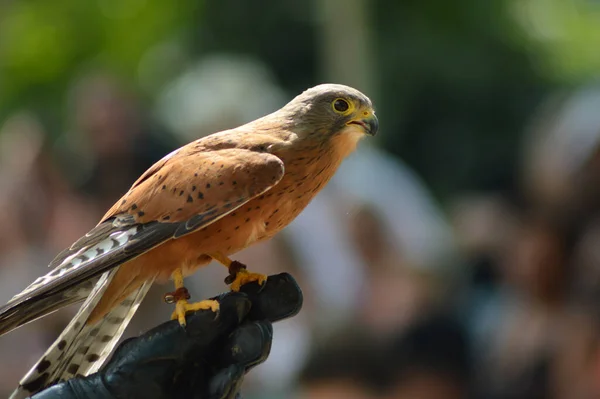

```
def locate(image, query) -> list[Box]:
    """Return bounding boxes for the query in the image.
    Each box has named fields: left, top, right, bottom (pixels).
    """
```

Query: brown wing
left=0, top=147, right=284, bottom=335
left=103, top=146, right=284, bottom=227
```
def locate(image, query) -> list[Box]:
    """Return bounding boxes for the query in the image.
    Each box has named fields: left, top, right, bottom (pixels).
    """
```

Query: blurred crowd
left=2, top=56, right=600, bottom=399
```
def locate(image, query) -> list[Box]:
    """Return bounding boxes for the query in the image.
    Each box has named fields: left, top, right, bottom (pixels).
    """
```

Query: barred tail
left=10, top=270, right=154, bottom=399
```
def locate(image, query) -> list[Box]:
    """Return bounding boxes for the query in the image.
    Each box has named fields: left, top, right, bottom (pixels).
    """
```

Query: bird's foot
left=163, top=287, right=191, bottom=304
left=170, top=298, right=220, bottom=326
left=164, top=268, right=219, bottom=326
left=224, top=260, right=267, bottom=292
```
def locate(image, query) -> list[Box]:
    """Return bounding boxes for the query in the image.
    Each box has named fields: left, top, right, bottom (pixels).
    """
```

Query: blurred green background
left=3, top=0, right=599, bottom=198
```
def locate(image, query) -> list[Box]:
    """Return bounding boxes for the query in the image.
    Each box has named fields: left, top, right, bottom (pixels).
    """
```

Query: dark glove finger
left=183, top=321, right=272, bottom=399
left=30, top=374, right=115, bottom=399
left=216, top=320, right=273, bottom=372
left=240, top=273, right=303, bottom=323
left=199, top=364, right=245, bottom=399
left=107, top=291, right=251, bottom=367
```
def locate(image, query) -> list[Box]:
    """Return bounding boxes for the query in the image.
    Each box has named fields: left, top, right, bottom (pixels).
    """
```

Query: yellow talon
left=230, top=269, right=267, bottom=292
left=166, top=268, right=219, bottom=326
left=208, top=252, right=267, bottom=292
left=171, top=299, right=220, bottom=326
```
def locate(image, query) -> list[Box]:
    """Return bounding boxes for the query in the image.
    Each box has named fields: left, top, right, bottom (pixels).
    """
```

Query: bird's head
left=279, top=83, right=378, bottom=141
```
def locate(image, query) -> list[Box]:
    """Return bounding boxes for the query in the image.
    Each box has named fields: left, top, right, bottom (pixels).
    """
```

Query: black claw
left=224, top=261, right=247, bottom=285
left=163, top=287, right=191, bottom=304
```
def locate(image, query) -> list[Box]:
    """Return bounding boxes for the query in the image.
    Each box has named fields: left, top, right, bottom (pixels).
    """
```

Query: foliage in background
left=0, top=0, right=198, bottom=134
left=0, top=0, right=598, bottom=199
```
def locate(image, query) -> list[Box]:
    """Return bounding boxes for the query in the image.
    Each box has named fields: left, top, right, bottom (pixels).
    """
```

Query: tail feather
left=10, top=270, right=154, bottom=399
left=59, top=277, right=153, bottom=380
left=0, top=281, right=95, bottom=336
left=0, top=216, right=152, bottom=337
left=1, top=210, right=216, bottom=338
left=10, top=270, right=116, bottom=399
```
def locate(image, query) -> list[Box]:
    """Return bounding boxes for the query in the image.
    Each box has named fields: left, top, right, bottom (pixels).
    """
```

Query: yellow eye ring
left=332, top=98, right=353, bottom=114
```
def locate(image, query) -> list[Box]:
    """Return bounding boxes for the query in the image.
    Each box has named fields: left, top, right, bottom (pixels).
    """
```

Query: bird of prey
left=0, top=83, right=378, bottom=398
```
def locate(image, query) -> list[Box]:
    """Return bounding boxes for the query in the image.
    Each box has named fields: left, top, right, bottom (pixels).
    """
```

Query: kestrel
left=0, top=83, right=378, bottom=398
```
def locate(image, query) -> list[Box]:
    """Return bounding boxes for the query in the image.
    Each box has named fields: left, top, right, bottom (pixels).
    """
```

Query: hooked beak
left=348, top=112, right=379, bottom=136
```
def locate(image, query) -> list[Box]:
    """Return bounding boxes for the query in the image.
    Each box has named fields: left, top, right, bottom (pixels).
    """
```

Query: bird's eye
left=332, top=98, right=350, bottom=113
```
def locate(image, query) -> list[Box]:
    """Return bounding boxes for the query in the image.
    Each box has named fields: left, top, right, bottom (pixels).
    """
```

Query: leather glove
left=31, top=273, right=303, bottom=399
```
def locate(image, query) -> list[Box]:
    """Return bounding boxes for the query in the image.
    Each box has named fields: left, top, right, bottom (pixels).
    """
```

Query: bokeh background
left=1, top=0, right=600, bottom=398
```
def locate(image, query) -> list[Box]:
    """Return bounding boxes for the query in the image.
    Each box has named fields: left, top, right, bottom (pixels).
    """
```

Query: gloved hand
left=32, top=273, right=303, bottom=399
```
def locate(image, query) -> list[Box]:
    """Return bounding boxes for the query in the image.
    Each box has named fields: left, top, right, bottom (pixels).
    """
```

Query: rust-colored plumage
left=0, top=83, right=378, bottom=398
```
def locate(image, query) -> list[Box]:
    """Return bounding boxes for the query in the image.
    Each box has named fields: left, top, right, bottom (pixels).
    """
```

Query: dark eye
left=333, top=98, right=350, bottom=113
